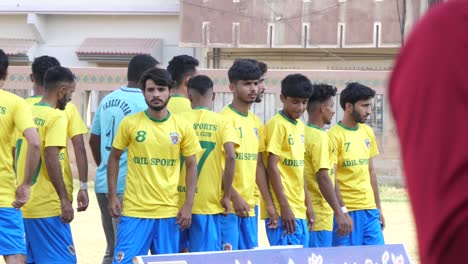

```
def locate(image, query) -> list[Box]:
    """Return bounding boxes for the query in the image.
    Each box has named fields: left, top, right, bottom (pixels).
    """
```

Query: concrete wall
left=4, top=66, right=404, bottom=185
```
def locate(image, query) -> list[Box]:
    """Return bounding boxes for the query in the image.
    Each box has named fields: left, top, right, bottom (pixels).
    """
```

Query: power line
left=261, top=0, right=346, bottom=61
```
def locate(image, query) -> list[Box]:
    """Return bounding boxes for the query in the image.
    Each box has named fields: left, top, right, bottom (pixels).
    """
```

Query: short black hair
left=236, top=59, right=267, bottom=75
left=167, top=55, right=199, bottom=87
left=32, top=56, right=61, bottom=86
left=0, top=49, right=9, bottom=80
left=187, top=75, right=213, bottom=96
left=307, top=83, right=337, bottom=111
left=140, top=68, right=174, bottom=91
left=228, top=59, right=262, bottom=84
left=257, top=61, right=268, bottom=75
left=339, top=82, right=376, bottom=110
left=127, top=54, right=159, bottom=82
left=281, top=74, right=314, bottom=98
left=44, top=66, right=75, bottom=91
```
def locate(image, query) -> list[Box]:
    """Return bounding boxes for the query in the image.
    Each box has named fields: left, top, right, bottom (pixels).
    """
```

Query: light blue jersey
left=91, top=86, right=146, bottom=193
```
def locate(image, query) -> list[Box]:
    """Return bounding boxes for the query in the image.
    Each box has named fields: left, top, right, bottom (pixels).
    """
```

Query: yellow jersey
left=167, top=94, right=192, bottom=114
left=112, top=110, right=201, bottom=218
left=18, top=96, right=88, bottom=200
left=328, top=122, right=379, bottom=211
left=263, top=111, right=307, bottom=220
left=178, top=107, right=239, bottom=214
left=304, top=123, right=336, bottom=231
left=220, top=104, right=264, bottom=215
left=18, top=102, right=67, bottom=218
left=0, top=89, right=35, bottom=208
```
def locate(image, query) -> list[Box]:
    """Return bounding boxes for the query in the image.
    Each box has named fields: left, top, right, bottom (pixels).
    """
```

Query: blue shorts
left=309, top=230, right=332, bottom=248
left=113, top=217, right=179, bottom=264
left=265, top=218, right=308, bottom=247
left=332, top=209, right=385, bottom=246
left=0, top=208, right=26, bottom=256
left=187, top=214, right=222, bottom=252
left=220, top=213, right=257, bottom=250
left=179, top=229, right=189, bottom=252
left=24, top=216, right=76, bottom=264
left=253, top=205, right=259, bottom=238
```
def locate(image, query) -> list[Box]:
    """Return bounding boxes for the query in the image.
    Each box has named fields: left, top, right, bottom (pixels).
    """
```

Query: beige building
left=0, top=0, right=197, bottom=67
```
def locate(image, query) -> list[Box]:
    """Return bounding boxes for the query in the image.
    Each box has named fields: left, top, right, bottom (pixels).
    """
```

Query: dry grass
left=1, top=185, right=419, bottom=264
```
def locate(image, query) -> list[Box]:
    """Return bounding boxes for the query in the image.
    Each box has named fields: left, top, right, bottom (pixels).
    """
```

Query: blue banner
left=134, top=244, right=411, bottom=264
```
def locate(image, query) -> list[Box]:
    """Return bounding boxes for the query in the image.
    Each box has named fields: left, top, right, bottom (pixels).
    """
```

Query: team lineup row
left=0, top=50, right=384, bottom=264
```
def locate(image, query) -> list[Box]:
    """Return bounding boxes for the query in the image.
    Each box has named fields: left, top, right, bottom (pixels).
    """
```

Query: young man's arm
left=369, top=157, right=384, bottom=230
left=13, top=128, right=41, bottom=208
left=256, top=153, right=278, bottom=229
left=304, top=176, right=315, bottom=231
left=107, top=147, right=123, bottom=218
left=333, top=164, right=354, bottom=230
left=221, top=142, right=236, bottom=215
left=178, top=154, right=197, bottom=230
left=316, top=168, right=352, bottom=236
left=268, top=153, right=296, bottom=234
left=45, top=146, right=74, bottom=223
left=230, top=187, right=251, bottom=218
left=88, top=133, right=101, bottom=166
left=71, top=134, right=89, bottom=212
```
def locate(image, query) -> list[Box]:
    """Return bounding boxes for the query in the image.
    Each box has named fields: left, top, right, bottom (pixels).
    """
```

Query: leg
left=24, top=217, right=76, bottom=264
left=96, top=193, right=114, bottom=264
left=151, top=218, right=180, bottom=254
left=113, top=217, right=155, bottom=264
left=219, top=213, right=240, bottom=250
left=189, top=214, right=222, bottom=252
left=4, top=255, right=26, bottom=264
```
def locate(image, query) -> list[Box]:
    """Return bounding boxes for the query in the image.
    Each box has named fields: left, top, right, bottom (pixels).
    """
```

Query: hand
left=379, top=209, right=386, bottom=231
left=176, top=203, right=192, bottom=230
left=280, top=204, right=296, bottom=234
left=232, top=195, right=250, bottom=218
left=12, top=183, right=31, bottom=209
left=335, top=212, right=353, bottom=237
left=60, top=200, right=74, bottom=223
left=220, top=194, right=231, bottom=216
left=76, top=189, right=89, bottom=212
left=266, top=205, right=279, bottom=229
left=108, top=194, right=122, bottom=218
left=306, top=206, right=315, bottom=231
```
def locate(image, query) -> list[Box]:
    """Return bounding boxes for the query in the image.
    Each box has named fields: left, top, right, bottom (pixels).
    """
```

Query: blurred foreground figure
left=389, top=1, right=468, bottom=264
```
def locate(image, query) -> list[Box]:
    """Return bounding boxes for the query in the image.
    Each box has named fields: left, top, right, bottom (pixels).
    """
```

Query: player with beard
left=328, top=82, right=384, bottom=246
left=305, top=84, right=352, bottom=247
left=254, top=61, right=267, bottom=103
left=12, top=56, right=89, bottom=218
left=16, top=66, right=77, bottom=263
left=107, top=68, right=201, bottom=263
